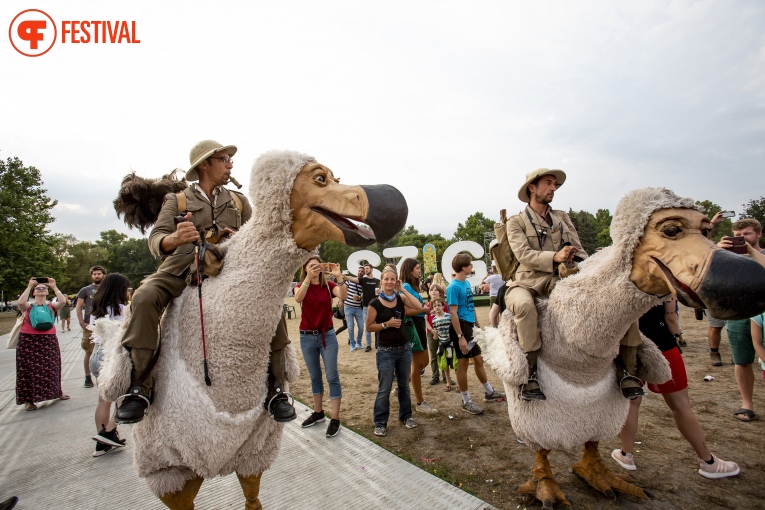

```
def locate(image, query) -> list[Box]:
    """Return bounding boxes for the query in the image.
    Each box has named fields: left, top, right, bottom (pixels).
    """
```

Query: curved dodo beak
left=290, top=163, right=408, bottom=251
left=631, top=208, right=765, bottom=321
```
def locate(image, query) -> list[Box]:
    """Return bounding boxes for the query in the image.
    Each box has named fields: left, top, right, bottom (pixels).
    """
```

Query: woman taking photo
left=367, top=266, right=427, bottom=436
left=400, top=258, right=437, bottom=415
left=16, top=278, right=70, bottom=411
left=294, top=257, right=347, bottom=438
left=89, top=273, right=130, bottom=457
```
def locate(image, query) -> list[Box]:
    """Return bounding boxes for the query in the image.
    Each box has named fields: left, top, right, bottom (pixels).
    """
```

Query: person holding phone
left=15, top=278, right=70, bottom=411
left=366, top=266, right=425, bottom=436
left=294, top=257, right=347, bottom=437
left=714, top=218, right=764, bottom=422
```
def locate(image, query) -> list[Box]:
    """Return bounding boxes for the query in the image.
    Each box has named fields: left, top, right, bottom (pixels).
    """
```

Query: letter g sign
left=9, top=9, right=57, bottom=57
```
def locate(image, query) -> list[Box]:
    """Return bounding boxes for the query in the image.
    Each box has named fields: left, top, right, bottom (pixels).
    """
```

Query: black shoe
left=115, top=395, right=149, bottom=424
left=619, top=373, right=645, bottom=400
left=269, top=394, right=297, bottom=422
left=93, top=426, right=126, bottom=447
left=429, top=376, right=440, bottom=385
left=84, top=376, right=94, bottom=388
left=92, top=441, right=115, bottom=457
left=326, top=419, right=341, bottom=437
left=520, top=374, right=546, bottom=401
left=0, top=497, right=18, bottom=510
left=302, top=411, right=326, bottom=428
left=365, top=346, right=372, bottom=352
left=420, top=368, right=426, bottom=376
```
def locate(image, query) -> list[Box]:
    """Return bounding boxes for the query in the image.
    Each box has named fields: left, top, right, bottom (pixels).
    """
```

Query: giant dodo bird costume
left=97, top=150, right=408, bottom=509
left=477, top=187, right=765, bottom=508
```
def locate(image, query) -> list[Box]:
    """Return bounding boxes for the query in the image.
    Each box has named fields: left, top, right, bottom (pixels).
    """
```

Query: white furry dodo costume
left=470, top=188, right=721, bottom=508
left=95, top=150, right=323, bottom=497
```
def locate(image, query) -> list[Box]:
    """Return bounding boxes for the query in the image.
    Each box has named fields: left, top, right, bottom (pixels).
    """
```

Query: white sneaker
left=611, top=449, right=637, bottom=471
left=415, top=400, right=438, bottom=414
left=698, top=455, right=740, bottom=479
left=403, top=418, right=417, bottom=429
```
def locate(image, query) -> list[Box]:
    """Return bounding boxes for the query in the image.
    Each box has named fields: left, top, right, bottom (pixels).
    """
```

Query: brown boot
left=158, top=476, right=204, bottom=510
left=520, top=350, right=546, bottom=401
left=616, top=345, right=644, bottom=399
left=237, top=472, right=263, bottom=510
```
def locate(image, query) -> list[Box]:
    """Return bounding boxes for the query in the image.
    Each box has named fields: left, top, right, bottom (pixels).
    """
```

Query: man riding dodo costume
left=504, top=168, right=643, bottom=400
left=116, top=140, right=296, bottom=424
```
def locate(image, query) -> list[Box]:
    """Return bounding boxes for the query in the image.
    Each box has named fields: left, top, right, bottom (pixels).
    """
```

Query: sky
left=2, top=1, right=764, bottom=243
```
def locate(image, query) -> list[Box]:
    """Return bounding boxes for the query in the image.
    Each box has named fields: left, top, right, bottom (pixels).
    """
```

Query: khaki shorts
left=81, top=328, right=93, bottom=351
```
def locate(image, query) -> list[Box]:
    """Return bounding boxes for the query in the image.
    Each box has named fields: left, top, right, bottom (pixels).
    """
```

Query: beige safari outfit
left=121, top=149, right=291, bottom=400
left=505, top=206, right=588, bottom=352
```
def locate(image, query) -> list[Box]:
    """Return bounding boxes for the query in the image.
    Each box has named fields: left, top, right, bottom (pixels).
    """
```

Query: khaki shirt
left=149, top=186, right=252, bottom=276
left=507, top=206, right=588, bottom=296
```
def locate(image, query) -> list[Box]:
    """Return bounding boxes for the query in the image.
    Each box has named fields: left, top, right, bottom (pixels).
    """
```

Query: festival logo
left=9, top=9, right=56, bottom=57
left=9, top=9, right=140, bottom=57
left=422, top=244, right=438, bottom=274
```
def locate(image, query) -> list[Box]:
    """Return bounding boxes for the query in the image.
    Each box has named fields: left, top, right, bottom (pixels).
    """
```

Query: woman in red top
left=16, top=278, right=70, bottom=411
left=294, top=257, right=347, bottom=438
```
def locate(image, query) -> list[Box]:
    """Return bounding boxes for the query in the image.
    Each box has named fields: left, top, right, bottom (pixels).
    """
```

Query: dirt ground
left=285, top=300, right=765, bottom=510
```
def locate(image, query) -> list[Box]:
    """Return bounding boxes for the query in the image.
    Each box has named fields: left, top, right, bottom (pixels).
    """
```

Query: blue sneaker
left=356, top=343, right=364, bottom=350
left=350, top=345, right=356, bottom=352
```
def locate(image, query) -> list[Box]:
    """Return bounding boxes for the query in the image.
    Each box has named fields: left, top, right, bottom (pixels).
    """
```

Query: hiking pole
left=194, top=237, right=212, bottom=386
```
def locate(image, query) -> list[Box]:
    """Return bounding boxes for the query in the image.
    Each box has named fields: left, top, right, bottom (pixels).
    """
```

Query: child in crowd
left=425, top=283, right=449, bottom=385
left=88, top=273, right=130, bottom=457
left=447, top=253, right=505, bottom=415
left=431, top=298, right=455, bottom=391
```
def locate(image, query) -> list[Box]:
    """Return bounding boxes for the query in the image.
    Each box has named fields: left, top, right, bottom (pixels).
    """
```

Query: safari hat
left=186, top=140, right=237, bottom=181
left=517, top=168, right=566, bottom=203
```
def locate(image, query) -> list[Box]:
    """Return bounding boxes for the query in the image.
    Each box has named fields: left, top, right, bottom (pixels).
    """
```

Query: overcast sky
left=2, top=1, right=764, bottom=243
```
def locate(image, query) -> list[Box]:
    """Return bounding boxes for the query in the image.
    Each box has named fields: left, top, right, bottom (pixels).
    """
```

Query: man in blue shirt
left=447, top=253, right=504, bottom=415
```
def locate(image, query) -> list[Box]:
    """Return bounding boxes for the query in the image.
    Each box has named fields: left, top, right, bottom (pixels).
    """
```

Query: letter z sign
left=9, top=9, right=57, bottom=57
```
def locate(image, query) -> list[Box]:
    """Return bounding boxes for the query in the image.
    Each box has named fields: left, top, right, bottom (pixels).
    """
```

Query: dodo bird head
left=249, top=150, right=407, bottom=252
left=613, top=188, right=765, bottom=320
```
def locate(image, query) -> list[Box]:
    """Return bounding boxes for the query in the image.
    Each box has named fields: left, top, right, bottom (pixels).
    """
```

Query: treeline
left=2, top=155, right=763, bottom=300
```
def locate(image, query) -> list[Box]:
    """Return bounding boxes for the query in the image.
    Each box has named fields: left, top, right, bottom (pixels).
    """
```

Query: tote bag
left=6, top=316, right=24, bottom=349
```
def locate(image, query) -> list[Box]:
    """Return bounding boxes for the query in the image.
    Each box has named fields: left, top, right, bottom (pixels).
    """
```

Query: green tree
left=319, top=240, right=356, bottom=268
left=453, top=212, right=495, bottom=246
left=109, top=237, right=160, bottom=288
left=62, top=240, right=109, bottom=293
left=0, top=157, right=60, bottom=297
left=695, top=200, right=732, bottom=241
left=593, top=208, right=613, bottom=247
left=568, top=209, right=598, bottom=255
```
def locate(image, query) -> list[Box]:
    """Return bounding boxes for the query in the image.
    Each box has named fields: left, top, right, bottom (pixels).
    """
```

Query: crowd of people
left=7, top=149, right=764, bottom=509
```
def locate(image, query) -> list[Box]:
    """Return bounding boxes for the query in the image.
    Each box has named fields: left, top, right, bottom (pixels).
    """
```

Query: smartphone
left=321, top=263, right=333, bottom=272
left=720, top=211, right=736, bottom=218
left=393, top=311, right=401, bottom=319
left=466, top=339, right=477, bottom=351
left=694, top=308, right=704, bottom=321
left=34, top=277, right=49, bottom=283
left=723, top=236, right=747, bottom=255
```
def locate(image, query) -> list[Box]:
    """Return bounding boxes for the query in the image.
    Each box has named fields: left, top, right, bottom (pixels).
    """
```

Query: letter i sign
left=9, top=9, right=57, bottom=57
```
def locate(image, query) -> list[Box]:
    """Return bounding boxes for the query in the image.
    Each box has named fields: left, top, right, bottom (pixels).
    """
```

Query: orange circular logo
left=9, top=9, right=57, bottom=57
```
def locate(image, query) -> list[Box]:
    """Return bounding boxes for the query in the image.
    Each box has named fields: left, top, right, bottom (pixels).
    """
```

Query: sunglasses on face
left=35, top=286, right=47, bottom=291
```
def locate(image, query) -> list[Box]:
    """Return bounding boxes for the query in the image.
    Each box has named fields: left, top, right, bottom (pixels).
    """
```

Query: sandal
left=25, top=403, right=38, bottom=411
left=59, top=394, right=71, bottom=400
left=734, top=408, right=755, bottom=422
left=444, top=384, right=452, bottom=392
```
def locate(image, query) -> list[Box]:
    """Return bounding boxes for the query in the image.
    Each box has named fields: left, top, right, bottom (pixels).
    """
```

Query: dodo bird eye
left=661, top=226, right=682, bottom=238
left=701, top=228, right=711, bottom=237
left=314, top=175, right=326, bottom=184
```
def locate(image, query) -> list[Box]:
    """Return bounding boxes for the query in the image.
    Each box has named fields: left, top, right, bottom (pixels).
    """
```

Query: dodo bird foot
left=571, top=442, right=653, bottom=500
left=515, top=450, right=572, bottom=509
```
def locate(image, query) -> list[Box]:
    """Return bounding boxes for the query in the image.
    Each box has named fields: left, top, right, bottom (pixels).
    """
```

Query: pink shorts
left=647, top=347, right=688, bottom=394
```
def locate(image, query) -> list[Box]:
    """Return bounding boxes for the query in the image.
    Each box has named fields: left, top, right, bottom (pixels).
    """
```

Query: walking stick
left=195, top=238, right=212, bottom=386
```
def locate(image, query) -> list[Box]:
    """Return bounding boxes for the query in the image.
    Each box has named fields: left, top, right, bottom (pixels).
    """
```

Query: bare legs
left=734, top=364, right=755, bottom=418
left=95, top=392, right=118, bottom=433
left=618, top=389, right=712, bottom=462
left=312, top=393, right=341, bottom=420
left=410, top=350, right=429, bottom=403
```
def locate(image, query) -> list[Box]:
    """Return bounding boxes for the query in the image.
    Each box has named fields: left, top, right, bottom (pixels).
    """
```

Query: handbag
left=404, top=318, right=424, bottom=352
left=7, top=316, right=24, bottom=349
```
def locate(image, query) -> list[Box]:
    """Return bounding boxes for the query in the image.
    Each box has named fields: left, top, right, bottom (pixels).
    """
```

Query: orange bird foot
left=571, top=441, right=654, bottom=500
left=515, top=449, right=572, bottom=509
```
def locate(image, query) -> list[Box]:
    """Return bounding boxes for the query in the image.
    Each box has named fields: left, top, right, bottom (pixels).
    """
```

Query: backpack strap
left=229, top=190, right=243, bottom=222
left=175, top=190, right=187, bottom=212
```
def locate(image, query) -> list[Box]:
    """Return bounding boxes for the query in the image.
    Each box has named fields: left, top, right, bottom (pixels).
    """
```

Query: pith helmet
left=186, top=140, right=237, bottom=181
left=517, top=168, right=566, bottom=203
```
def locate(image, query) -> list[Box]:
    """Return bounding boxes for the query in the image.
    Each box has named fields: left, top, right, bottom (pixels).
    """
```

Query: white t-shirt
left=484, top=274, right=505, bottom=297
left=88, top=304, right=126, bottom=345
